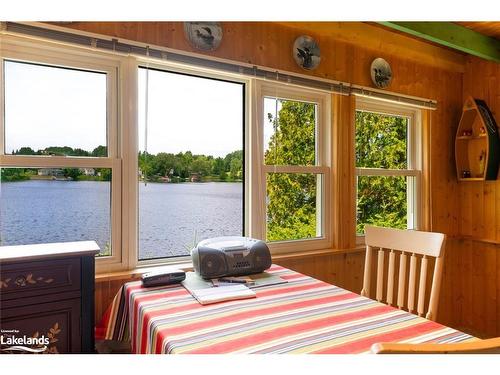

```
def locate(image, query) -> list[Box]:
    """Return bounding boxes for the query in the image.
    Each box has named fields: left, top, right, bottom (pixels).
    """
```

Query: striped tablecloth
left=96, top=265, right=475, bottom=354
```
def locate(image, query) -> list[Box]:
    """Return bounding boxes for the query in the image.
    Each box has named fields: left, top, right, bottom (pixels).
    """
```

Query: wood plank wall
left=53, top=22, right=474, bottom=331
left=443, top=56, right=500, bottom=338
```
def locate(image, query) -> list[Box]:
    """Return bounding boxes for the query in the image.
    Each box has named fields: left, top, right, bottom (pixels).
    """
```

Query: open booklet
left=181, top=271, right=288, bottom=305
left=182, top=272, right=255, bottom=305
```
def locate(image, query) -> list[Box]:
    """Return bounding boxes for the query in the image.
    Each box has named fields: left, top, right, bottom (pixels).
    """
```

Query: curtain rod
left=1, top=22, right=437, bottom=110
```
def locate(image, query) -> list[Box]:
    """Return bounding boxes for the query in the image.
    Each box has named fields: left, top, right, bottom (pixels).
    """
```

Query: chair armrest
left=371, top=337, right=500, bottom=354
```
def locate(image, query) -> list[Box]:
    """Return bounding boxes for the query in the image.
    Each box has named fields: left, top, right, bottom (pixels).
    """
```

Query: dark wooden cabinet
left=0, top=241, right=99, bottom=354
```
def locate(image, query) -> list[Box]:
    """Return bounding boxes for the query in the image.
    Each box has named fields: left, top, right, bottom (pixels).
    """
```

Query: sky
left=138, top=68, right=243, bottom=157
left=5, top=61, right=245, bottom=158
left=4, top=60, right=107, bottom=153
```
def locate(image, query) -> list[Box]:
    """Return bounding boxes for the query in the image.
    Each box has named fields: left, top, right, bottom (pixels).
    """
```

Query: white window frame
left=355, top=97, right=422, bottom=244
left=0, top=34, right=335, bottom=272
left=125, top=58, right=251, bottom=269
left=252, top=81, right=332, bottom=254
left=0, top=35, right=125, bottom=273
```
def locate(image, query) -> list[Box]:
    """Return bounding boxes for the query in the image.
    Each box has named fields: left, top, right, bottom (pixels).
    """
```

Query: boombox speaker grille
left=199, top=251, right=227, bottom=278
left=252, top=246, right=272, bottom=271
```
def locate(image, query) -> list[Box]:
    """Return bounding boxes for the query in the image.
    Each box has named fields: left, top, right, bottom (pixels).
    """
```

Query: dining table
left=96, top=265, right=475, bottom=354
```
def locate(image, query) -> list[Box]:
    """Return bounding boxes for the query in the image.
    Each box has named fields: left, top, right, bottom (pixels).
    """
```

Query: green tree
left=224, top=150, right=243, bottom=180
left=265, top=100, right=317, bottom=241
left=175, top=152, right=192, bottom=178
left=218, top=170, right=227, bottom=181
left=62, top=168, right=82, bottom=180
left=264, top=103, right=409, bottom=241
left=191, top=156, right=212, bottom=177
left=224, top=150, right=242, bottom=172
left=212, top=157, right=225, bottom=176
left=95, top=168, right=112, bottom=181
left=152, top=152, right=176, bottom=177
left=355, top=111, right=408, bottom=233
left=15, top=147, right=37, bottom=155
left=92, top=145, right=107, bottom=157
left=44, top=146, right=75, bottom=156
left=266, top=173, right=317, bottom=241
left=138, top=151, right=154, bottom=181
left=0, top=168, right=32, bottom=182
left=72, top=148, right=90, bottom=157
left=229, top=158, right=242, bottom=180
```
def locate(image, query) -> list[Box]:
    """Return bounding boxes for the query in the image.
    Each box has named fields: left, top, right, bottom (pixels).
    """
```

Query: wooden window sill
left=95, top=246, right=365, bottom=282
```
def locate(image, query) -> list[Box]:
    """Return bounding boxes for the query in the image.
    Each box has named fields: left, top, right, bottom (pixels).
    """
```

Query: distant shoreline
left=2, top=177, right=243, bottom=184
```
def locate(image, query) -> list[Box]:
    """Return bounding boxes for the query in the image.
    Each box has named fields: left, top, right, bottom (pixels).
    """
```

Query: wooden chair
left=371, top=337, right=500, bottom=354
left=361, top=225, right=446, bottom=321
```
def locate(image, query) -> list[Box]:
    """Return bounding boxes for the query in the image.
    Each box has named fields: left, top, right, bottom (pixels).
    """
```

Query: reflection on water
left=0, top=180, right=243, bottom=259
left=139, top=182, right=243, bottom=259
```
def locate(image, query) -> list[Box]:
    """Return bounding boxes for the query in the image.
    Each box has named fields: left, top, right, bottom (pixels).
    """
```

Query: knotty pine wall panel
left=460, top=57, right=500, bottom=242
left=276, top=251, right=366, bottom=293
left=446, top=56, right=500, bottom=338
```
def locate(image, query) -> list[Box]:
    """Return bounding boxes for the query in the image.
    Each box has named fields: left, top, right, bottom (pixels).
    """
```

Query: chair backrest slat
left=407, top=254, right=418, bottom=313
left=397, top=252, right=407, bottom=310
left=426, top=256, right=444, bottom=321
left=386, top=250, right=396, bottom=305
left=360, top=245, right=373, bottom=298
left=362, top=225, right=446, bottom=321
left=376, top=248, right=384, bottom=301
left=417, top=256, right=428, bottom=316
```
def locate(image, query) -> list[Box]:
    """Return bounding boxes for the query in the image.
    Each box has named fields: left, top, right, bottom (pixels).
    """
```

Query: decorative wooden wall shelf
left=455, top=96, right=500, bottom=181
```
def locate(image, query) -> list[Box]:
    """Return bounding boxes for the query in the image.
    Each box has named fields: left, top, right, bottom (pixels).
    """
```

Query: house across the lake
left=189, top=172, right=201, bottom=182
left=79, top=167, right=96, bottom=176
left=37, top=168, right=64, bottom=177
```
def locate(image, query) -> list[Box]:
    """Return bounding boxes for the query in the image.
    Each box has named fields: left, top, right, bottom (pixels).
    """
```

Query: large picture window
left=355, top=98, right=421, bottom=236
left=0, top=38, right=121, bottom=267
left=137, top=67, right=245, bottom=261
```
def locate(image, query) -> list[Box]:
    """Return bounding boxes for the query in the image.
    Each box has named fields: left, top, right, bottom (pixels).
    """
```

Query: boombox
left=191, top=236, right=272, bottom=279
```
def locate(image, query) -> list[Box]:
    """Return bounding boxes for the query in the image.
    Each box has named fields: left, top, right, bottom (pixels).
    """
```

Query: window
left=0, top=38, right=121, bottom=268
left=355, top=98, right=421, bottom=236
left=253, top=82, right=331, bottom=252
left=136, top=67, right=245, bottom=261
left=1, top=33, right=430, bottom=272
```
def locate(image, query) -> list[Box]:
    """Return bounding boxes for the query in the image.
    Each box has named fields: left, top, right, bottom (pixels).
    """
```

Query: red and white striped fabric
left=97, top=265, right=475, bottom=354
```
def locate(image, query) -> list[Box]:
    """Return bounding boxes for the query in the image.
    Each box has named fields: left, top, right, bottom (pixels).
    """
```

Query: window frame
left=125, top=58, right=251, bottom=269
left=0, top=35, right=124, bottom=273
left=0, top=33, right=428, bottom=273
left=354, top=97, right=423, bottom=244
left=252, top=81, right=332, bottom=254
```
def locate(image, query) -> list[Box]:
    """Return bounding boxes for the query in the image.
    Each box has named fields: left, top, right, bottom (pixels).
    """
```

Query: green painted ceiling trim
left=379, top=22, right=500, bottom=62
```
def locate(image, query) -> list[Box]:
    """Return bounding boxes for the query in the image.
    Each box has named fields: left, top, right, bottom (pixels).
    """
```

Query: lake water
left=0, top=180, right=243, bottom=259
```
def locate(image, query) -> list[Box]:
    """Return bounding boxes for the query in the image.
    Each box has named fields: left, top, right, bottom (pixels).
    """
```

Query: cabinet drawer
left=0, top=298, right=81, bottom=353
left=0, top=257, right=81, bottom=301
